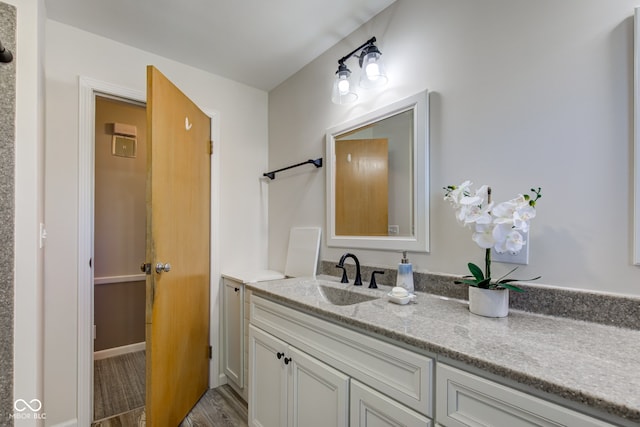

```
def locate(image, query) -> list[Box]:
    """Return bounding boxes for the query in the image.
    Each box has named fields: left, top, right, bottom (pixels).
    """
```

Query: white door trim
left=77, top=76, right=221, bottom=426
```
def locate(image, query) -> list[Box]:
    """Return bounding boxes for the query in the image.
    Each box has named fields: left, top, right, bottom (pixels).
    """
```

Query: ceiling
left=45, top=0, right=395, bottom=91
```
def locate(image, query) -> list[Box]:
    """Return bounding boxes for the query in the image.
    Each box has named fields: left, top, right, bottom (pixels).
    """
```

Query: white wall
left=44, top=20, right=269, bottom=425
left=7, top=0, right=46, bottom=425
left=268, top=0, right=640, bottom=296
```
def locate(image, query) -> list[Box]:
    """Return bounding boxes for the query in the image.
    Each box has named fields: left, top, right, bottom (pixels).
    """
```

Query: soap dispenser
left=396, top=251, right=414, bottom=294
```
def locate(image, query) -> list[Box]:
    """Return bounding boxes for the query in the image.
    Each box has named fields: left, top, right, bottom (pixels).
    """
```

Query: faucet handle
left=369, top=270, right=385, bottom=289
left=335, top=265, right=349, bottom=283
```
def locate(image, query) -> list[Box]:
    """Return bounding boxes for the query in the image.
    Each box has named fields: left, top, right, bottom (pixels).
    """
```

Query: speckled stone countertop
left=246, top=275, right=640, bottom=425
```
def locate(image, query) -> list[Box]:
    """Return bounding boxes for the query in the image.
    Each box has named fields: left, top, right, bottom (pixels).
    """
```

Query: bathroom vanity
left=246, top=276, right=640, bottom=427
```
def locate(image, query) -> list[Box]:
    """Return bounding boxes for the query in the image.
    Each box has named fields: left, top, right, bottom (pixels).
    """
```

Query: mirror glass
left=326, top=90, right=429, bottom=252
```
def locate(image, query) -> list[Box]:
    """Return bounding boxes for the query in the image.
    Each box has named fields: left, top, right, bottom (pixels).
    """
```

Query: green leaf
left=498, top=283, right=524, bottom=292
left=498, top=276, right=542, bottom=284
left=457, top=279, right=481, bottom=287
left=467, top=263, right=485, bottom=282
left=494, top=266, right=519, bottom=283
left=476, top=278, right=492, bottom=288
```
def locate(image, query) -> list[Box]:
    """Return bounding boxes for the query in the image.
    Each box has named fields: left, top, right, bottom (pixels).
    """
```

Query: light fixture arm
left=337, top=36, right=377, bottom=66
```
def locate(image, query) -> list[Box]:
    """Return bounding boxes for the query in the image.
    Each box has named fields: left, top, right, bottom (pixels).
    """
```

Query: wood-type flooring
left=93, top=350, right=247, bottom=426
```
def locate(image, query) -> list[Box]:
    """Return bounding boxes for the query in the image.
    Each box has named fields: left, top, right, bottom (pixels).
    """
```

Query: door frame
left=77, top=76, right=222, bottom=425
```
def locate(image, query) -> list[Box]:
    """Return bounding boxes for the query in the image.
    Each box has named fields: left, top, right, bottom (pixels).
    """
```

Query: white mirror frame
left=635, top=8, right=640, bottom=265
left=326, top=90, right=429, bottom=252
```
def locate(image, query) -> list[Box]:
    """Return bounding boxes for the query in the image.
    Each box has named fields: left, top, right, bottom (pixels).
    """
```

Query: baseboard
left=93, top=342, right=145, bottom=360
left=94, top=274, right=145, bottom=285
left=50, top=418, right=77, bottom=427
left=218, top=373, right=228, bottom=386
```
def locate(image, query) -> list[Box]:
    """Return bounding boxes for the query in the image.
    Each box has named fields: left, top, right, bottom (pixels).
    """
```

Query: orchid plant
left=444, top=181, right=542, bottom=292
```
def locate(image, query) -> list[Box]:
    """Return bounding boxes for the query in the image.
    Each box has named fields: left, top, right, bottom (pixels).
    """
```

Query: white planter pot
left=468, top=287, right=509, bottom=318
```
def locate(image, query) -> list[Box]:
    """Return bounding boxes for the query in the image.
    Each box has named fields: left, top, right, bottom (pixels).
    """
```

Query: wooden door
left=145, top=66, right=211, bottom=426
left=335, top=138, right=389, bottom=236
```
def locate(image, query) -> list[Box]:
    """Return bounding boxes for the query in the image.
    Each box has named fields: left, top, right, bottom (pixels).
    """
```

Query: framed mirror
left=326, top=90, right=429, bottom=252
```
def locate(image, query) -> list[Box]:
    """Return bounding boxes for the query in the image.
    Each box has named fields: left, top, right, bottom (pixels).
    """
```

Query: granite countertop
left=246, top=275, right=640, bottom=425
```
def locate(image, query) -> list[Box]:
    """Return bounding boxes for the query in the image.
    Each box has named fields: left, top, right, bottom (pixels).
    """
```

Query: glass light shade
left=332, top=67, right=358, bottom=105
left=359, top=49, right=388, bottom=89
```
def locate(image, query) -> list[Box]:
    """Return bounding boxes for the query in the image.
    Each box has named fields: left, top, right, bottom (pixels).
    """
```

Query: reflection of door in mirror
left=335, top=139, right=388, bottom=236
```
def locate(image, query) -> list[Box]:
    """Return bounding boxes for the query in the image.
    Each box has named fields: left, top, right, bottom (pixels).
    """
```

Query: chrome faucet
left=336, top=253, right=362, bottom=286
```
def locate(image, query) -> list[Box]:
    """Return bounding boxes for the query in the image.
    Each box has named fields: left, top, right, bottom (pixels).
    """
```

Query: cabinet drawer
left=251, top=295, right=433, bottom=417
left=436, top=364, right=615, bottom=427
left=351, top=380, right=433, bottom=427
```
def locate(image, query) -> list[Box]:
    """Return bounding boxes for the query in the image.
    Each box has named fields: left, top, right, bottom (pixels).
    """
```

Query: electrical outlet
left=388, top=225, right=399, bottom=235
left=491, top=231, right=529, bottom=265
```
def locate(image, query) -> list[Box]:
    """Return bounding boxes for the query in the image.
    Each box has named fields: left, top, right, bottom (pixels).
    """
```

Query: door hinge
left=208, top=345, right=213, bottom=359
left=208, top=140, right=213, bottom=155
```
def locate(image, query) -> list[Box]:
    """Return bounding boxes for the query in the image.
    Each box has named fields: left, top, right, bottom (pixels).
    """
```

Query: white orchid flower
left=472, top=223, right=495, bottom=248
left=492, top=224, right=526, bottom=253
left=492, top=199, right=517, bottom=225
left=475, top=185, right=490, bottom=204
left=513, top=205, right=536, bottom=231
left=444, top=180, right=473, bottom=206
left=503, top=230, right=526, bottom=253
left=455, top=205, right=471, bottom=223
left=462, top=202, right=493, bottom=225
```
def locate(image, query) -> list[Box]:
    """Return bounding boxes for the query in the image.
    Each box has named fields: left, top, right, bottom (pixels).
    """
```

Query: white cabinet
left=249, top=295, right=434, bottom=427
left=223, top=277, right=244, bottom=388
left=250, top=296, right=434, bottom=418
left=249, top=324, right=349, bottom=427
left=351, top=380, right=433, bottom=427
left=436, top=364, right=615, bottom=427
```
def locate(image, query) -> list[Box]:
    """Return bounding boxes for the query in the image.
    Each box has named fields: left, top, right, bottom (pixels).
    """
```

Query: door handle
left=155, top=262, right=171, bottom=274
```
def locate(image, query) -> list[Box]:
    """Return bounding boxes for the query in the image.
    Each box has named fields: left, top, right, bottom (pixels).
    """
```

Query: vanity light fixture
left=331, top=36, right=388, bottom=105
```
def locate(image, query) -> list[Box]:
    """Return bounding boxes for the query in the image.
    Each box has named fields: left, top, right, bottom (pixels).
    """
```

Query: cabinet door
left=288, top=346, right=349, bottom=427
left=249, top=325, right=288, bottom=427
left=351, top=380, right=432, bottom=427
left=223, top=278, right=244, bottom=387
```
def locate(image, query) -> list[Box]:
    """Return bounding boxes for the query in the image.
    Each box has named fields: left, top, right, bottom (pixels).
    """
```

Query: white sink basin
left=317, top=284, right=379, bottom=306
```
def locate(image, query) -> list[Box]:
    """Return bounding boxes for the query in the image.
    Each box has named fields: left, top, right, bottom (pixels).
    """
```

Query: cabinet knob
left=284, top=357, right=292, bottom=365
left=234, top=287, right=240, bottom=292
left=277, top=352, right=284, bottom=360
